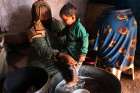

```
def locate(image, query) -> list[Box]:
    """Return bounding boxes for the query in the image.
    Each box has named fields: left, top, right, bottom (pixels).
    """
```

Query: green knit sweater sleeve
left=78, top=24, right=89, bottom=56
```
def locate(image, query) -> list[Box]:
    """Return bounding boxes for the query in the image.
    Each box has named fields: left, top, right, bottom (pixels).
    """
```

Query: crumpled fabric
left=92, top=9, right=137, bottom=71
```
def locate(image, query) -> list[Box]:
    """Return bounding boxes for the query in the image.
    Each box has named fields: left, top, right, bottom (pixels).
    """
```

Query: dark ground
left=120, top=55, right=140, bottom=93
left=121, top=67, right=140, bottom=93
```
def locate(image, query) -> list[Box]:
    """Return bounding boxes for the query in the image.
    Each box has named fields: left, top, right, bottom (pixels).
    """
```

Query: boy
left=59, top=2, right=89, bottom=67
left=59, top=2, right=89, bottom=86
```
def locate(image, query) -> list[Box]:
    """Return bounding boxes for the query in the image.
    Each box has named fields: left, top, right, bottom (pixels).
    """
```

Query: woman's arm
left=31, top=37, right=59, bottom=58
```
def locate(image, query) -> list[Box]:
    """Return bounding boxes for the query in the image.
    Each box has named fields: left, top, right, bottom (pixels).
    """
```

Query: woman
left=3, top=0, right=77, bottom=93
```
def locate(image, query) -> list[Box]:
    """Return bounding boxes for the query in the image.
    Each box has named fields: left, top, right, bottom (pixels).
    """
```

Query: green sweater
left=61, top=19, right=89, bottom=60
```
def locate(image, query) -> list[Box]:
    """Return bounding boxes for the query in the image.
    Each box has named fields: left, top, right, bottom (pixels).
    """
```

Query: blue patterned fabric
left=92, top=9, right=137, bottom=70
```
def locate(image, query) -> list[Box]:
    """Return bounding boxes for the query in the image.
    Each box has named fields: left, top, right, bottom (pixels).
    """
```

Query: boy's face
left=61, top=15, right=76, bottom=26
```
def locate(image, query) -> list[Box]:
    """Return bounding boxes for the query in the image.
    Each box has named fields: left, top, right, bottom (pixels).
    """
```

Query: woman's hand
left=33, top=20, right=46, bottom=36
left=34, top=20, right=45, bottom=31
left=28, top=20, right=46, bottom=42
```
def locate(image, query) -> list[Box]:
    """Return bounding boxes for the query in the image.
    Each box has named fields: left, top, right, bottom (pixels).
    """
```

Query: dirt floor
left=120, top=55, right=140, bottom=93
left=121, top=67, right=140, bottom=93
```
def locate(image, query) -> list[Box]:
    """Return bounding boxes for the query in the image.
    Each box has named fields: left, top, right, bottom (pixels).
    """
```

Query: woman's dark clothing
left=3, top=67, right=48, bottom=93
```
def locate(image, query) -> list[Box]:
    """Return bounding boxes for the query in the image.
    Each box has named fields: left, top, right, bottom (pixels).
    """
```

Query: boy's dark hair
left=60, top=2, right=78, bottom=17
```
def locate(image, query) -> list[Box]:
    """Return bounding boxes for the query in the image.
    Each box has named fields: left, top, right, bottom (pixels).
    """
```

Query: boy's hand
left=79, top=54, right=86, bottom=62
left=58, top=52, right=77, bottom=66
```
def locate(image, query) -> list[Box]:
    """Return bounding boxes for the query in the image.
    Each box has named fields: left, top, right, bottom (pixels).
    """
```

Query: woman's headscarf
left=31, top=0, right=52, bottom=22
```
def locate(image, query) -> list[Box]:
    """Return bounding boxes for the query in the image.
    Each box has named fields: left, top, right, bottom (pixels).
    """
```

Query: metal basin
left=48, top=65, right=121, bottom=93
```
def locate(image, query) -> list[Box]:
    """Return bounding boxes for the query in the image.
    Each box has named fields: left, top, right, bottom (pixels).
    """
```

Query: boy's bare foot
left=66, top=80, right=78, bottom=87
left=66, top=73, right=79, bottom=87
